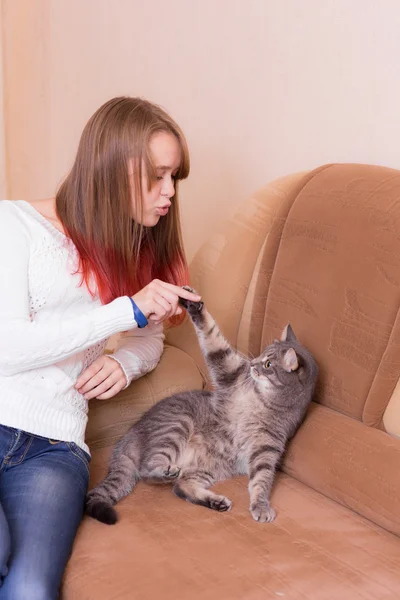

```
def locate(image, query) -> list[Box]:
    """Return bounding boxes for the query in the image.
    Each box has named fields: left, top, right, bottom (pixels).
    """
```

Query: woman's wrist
left=128, top=297, right=148, bottom=328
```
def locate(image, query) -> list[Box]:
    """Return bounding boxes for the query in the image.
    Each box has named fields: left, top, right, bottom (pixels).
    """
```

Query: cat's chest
left=232, top=418, right=270, bottom=475
left=235, top=451, right=249, bottom=475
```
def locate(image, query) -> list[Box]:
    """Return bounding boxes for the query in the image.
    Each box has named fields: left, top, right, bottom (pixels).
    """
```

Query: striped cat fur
left=86, top=288, right=318, bottom=525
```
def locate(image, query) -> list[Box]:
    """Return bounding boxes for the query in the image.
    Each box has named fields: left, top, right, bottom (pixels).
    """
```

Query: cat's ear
left=282, top=348, right=299, bottom=372
left=280, top=323, right=297, bottom=343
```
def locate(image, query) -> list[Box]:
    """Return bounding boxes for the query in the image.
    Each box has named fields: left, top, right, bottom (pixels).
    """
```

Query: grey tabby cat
left=86, top=289, right=318, bottom=525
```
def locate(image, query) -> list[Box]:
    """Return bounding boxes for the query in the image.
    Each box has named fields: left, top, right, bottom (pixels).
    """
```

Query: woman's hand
left=132, top=280, right=201, bottom=325
left=75, top=355, right=126, bottom=400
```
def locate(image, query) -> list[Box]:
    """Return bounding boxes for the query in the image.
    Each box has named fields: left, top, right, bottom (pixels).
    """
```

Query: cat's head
left=250, top=324, right=316, bottom=393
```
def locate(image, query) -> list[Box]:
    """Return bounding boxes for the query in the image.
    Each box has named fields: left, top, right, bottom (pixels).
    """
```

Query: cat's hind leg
left=141, top=419, right=192, bottom=483
left=142, top=456, right=181, bottom=483
left=173, top=470, right=232, bottom=512
left=85, top=437, right=141, bottom=525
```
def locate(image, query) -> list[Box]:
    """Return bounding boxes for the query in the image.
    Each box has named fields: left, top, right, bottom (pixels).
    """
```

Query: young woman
left=0, top=96, right=200, bottom=599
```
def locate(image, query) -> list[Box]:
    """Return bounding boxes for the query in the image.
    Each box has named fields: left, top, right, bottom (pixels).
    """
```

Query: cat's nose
left=251, top=365, right=259, bottom=376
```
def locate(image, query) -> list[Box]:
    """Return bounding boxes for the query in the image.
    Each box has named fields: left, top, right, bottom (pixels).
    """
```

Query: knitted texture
left=0, top=201, right=164, bottom=454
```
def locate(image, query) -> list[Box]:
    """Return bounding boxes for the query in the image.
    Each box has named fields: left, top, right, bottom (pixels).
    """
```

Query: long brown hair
left=56, top=97, right=189, bottom=321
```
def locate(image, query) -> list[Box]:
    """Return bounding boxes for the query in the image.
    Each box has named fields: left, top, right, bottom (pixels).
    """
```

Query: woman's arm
left=74, top=323, right=164, bottom=399
left=0, top=203, right=136, bottom=376
left=108, top=323, right=165, bottom=387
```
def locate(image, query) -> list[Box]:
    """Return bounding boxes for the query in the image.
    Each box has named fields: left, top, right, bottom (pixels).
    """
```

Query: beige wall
left=2, top=0, right=400, bottom=259
left=0, top=5, right=7, bottom=198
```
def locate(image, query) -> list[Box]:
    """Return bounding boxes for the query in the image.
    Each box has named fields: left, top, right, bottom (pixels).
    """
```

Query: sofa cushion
left=63, top=451, right=400, bottom=600
left=172, top=164, right=400, bottom=430
left=257, top=164, right=400, bottom=425
left=283, top=403, right=400, bottom=536
left=86, top=345, right=205, bottom=451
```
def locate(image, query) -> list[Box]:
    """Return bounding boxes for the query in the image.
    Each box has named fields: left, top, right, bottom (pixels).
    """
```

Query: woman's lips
left=156, top=205, right=170, bottom=216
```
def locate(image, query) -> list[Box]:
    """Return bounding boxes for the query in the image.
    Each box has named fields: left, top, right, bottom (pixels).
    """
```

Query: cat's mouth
left=251, top=367, right=273, bottom=388
left=250, top=366, right=263, bottom=380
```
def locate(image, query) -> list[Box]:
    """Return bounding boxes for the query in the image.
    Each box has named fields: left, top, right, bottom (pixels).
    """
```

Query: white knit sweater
left=0, top=201, right=164, bottom=454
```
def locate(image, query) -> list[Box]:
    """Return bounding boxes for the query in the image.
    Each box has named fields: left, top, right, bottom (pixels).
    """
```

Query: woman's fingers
left=131, top=280, right=201, bottom=325
left=96, top=381, right=126, bottom=400
left=83, top=371, right=123, bottom=400
left=158, top=281, right=200, bottom=301
left=76, top=356, right=127, bottom=399
left=150, top=295, right=173, bottom=320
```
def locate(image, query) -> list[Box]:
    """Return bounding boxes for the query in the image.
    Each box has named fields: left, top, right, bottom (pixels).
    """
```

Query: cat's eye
left=265, top=360, right=272, bottom=368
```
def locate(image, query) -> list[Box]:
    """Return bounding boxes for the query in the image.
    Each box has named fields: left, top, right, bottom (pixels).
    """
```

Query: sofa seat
left=63, top=447, right=400, bottom=600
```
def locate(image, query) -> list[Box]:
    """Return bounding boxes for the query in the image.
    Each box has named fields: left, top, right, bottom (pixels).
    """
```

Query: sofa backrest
left=183, top=163, right=400, bottom=437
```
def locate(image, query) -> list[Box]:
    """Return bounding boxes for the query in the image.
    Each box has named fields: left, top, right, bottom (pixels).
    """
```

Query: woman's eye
left=265, top=360, right=271, bottom=368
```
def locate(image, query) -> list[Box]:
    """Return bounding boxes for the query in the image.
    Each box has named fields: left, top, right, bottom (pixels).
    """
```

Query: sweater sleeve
left=0, top=203, right=137, bottom=376
left=108, top=323, right=165, bottom=388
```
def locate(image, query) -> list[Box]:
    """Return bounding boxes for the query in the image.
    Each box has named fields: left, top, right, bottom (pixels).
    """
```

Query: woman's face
left=130, top=131, right=182, bottom=227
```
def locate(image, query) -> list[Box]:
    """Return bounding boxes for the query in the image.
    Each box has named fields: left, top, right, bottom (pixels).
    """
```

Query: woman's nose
left=161, top=178, right=175, bottom=198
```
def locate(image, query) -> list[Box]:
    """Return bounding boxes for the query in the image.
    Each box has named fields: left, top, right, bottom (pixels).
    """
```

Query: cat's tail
left=85, top=441, right=140, bottom=525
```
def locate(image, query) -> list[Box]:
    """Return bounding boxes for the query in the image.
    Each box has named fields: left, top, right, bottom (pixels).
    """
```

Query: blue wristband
left=129, top=297, right=148, bottom=328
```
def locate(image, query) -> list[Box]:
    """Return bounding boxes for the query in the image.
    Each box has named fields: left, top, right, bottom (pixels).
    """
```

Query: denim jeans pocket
left=66, top=442, right=91, bottom=476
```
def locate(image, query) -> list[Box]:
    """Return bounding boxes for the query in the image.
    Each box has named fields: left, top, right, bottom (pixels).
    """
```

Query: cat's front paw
left=179, top=285, right=204, bottom=316
left=250, top=501, right=276, bottom=523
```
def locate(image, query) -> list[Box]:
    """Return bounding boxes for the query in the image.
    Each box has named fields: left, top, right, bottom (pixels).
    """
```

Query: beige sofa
left=63, top=163, right=400, bottom=600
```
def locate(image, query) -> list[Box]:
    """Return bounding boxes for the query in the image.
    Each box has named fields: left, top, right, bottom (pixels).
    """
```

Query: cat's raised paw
left=208, top=495, right=232, bottom=512
left=250, top=502, right=276, bottom=523
left=179, top=286, right=204, bottom=316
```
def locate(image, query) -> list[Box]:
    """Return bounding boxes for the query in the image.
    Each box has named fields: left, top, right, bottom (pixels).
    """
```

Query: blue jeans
left=0, top=425, right=90, bottom=599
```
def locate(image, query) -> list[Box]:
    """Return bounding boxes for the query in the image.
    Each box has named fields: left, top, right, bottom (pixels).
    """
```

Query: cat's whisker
left=233, top=348, right=250, bottom=362
left=227, top=374, right=252, bottom=391
left=233, top=346, right=256, bottom=361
